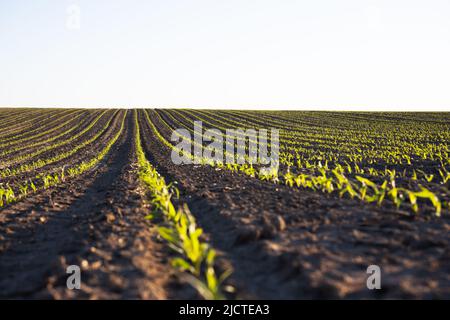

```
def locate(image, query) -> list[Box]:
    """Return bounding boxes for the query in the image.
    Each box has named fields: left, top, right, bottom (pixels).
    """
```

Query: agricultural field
left=0, top=108, right=449, bottom=299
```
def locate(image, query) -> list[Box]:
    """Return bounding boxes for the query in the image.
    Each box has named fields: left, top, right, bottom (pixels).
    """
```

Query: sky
left=0, top=0, right=450, bottom=110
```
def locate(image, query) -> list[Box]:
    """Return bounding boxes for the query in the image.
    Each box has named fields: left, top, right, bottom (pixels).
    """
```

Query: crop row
left=0, top=110, right=118, bottom=181
left=134, top=110, right=231, bottom=300
left=0, top=109, right=70, bottom=140
left=0, top=109, right=91, bottom=153
left=0, top=110, right=110, bottom=169
left=162, top=109, right=449, bottom=194
left=184, top=109, right=449, bottom=169
left=0, top=111, right=126, bottom=208
left=146, top=109, right=448, bottom=216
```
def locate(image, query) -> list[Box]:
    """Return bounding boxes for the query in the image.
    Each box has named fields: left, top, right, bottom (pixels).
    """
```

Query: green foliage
left=135, top=110, right=231, bottom=300
left=146, top=109, right=449, bottom=217
left=0, top=111, right=127, bottom=208
left=0, top=185, right=15, bottom=207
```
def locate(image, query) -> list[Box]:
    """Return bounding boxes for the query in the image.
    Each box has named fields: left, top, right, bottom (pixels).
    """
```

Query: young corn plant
left=29, top=179, right=36, bottom=193
left=258, top=166, right=279, bottom=183
left=145, top=108, right=449, bottom=217
left=0, top=185, right=15, bottom=207
left=406, top=186, right=442, bottom=217
left=439, top=168, right=450, bottom=184
left=134, top=111, right=231, bottom=300
left=284, top=168, right=295, bottom=187
left=332, top=170, right=357, bottom=199
left=0, top=111, right=127, bottom=208
left=18, top=183, right=29, bottom=196
left=316, top=168, right=334, bottom=193
left=356, top=176, right=388, bottom=206
left=387, top=187, right=403, bottom=210
left=42, top=174, right=59, bottom=189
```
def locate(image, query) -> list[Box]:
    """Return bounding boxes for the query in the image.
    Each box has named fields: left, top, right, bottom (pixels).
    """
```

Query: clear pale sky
left=1, top=0, right=449, bottom=110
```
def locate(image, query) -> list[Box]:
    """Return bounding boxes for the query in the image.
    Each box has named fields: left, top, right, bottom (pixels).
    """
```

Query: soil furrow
left=0, top=110, right=123, bottom=185
left=0, top=112, right=188, bottom=299
left=139, top=109, right=450, bottom=299
left=0, top=108, right=448, bottom=300
left=0, top=110, right=99, bottom=163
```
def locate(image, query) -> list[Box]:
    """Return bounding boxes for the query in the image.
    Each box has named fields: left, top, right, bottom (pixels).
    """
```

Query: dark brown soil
left=0, top=112, right=194, bottom=299
left=0, top=110, right=123, bottom=187
left=0, top=109, right=449, bottom=300
left=0, top=110, right=59, bottom=138
left=0, top=110, right=97, bottom=163
left=139, top=109, right=450, bottom=299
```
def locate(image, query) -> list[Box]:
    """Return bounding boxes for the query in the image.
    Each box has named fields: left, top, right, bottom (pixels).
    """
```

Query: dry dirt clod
left=81, top=260, right=89, bottom=270
left=234, top=226, right=262, bottom=245
left=259, top=212, right=287, bottom=239
left=105, top=212, right=116, bottom=223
